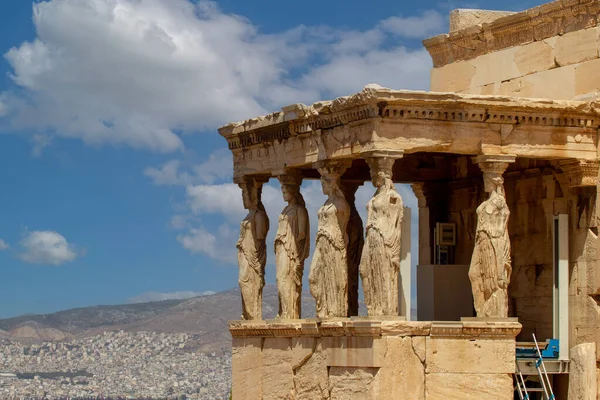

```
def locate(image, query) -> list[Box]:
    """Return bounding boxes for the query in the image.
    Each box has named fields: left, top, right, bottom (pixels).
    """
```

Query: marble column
left=411, top=183, right=431, bottom=266
left=309, top=160, right=351, bottom=318
left=236, top=176, right=270, bottom=320
left=469, top=154, right=515, bottom=318
left=341, top=180, right=364, bottom=317
left=360, top=151, right=404, bottom=317
left=273, top=170, right=310, bottom=319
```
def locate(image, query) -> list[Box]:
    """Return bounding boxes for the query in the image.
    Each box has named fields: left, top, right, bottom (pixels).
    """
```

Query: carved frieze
left=560, top=159, right=600, bottom=187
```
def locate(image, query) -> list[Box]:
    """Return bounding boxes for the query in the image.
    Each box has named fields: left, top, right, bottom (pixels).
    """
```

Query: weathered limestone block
left=514, top=40, right=555, bottom=76
left=324, top=336, right=387, bottom=368
left=430, top=61, right=476, bottom=92
left=425, top=338, right=515, bottom=374
left=425, top=373, right=513, bottom=400
left=380, top=321, right=432, bottom=336
left=555, top=27, right=599, bottom=67
left=499, top=77, right=534, bottom=98
left=449, top=9, right=516, bottom=32
left=413, top=336, right=426, bottom=363
left=575, top=59, right=600, bottom=98
left=568, top=343, right=597, bottom=400
left=232, top=338, right=263, bottom=400
left=480, top=83, right=495, bottom=95
left=374, top=337, right=425, bottom=400
left=329, top=367, right=377, bottom=400
left=262, top=338, right=293, bottom=400
left=470, top=47, right=520, bottom=88
left=597, top=366, right=600, bottom=400
left=293, top=340, right=329, bottom=400
left=527, top=65, right=577, bottom=100
left=292, top=337, right=316, bottom=367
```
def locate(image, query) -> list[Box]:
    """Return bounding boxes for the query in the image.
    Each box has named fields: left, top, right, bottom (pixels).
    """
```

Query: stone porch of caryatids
left=273, top=169, right=310, bottom=320
left=469, top=154, right=516, bottom=319
left=360, top=150, right=405, bottom=317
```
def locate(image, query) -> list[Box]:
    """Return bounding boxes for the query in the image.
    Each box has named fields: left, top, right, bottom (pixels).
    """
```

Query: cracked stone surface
left=374, top=337, right=424, bottom=400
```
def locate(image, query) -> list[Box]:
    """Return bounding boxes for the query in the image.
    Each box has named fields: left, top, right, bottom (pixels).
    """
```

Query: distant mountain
left=0, top=285, right=318, bottom=352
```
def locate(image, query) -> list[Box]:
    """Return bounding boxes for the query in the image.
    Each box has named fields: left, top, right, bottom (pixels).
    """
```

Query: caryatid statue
left=309, top=161, right=351, bottom=318
left=360, top=154, right=404, bottom=316
left=236, top=176, right=269, bottom=320
left=274, top=171, right=310, bottom=320
left=468, top=155, right=515, bottom=318
left=341, top=181, right=364, bottom=317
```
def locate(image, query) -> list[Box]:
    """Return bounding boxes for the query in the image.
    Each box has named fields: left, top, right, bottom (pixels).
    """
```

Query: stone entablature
left=424, top=0, right=600, bottom=68
left=219, top=85, right=600, bottom=179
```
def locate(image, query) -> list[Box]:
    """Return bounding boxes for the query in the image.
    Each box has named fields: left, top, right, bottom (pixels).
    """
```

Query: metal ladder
left=515, top=334, right=556, bottom=400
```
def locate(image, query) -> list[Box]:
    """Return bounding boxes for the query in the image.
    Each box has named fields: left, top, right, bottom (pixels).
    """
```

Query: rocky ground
left=0, top=331, right=231, bottom=399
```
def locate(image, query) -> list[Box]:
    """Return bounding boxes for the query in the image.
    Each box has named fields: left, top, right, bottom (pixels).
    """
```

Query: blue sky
left=0, top=0, right=543, bottom=318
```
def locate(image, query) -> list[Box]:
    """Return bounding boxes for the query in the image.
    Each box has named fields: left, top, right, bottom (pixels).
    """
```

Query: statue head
left=367, top=157, right=394, bottom=190
left=321, top=175, right=336, bottom=196
left=239, top=178, right=264, bottom=211
left=282, top=184, right=305, bottom=206
left=483, top=172, right=504, bottom=194
left=371, top=170, right=389, bottom=188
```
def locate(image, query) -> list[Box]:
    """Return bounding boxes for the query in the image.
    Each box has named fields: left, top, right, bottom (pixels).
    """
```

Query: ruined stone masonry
left=220, top=0, right=600, bottom=398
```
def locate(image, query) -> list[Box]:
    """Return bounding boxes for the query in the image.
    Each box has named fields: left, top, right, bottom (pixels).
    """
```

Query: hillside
left=0, top=285, right=318, bottom=351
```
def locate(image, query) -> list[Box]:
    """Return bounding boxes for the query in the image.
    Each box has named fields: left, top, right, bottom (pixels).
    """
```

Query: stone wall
left=230, top=319, right=520, bottom=400
left=430, top=25, right=600, bottom=100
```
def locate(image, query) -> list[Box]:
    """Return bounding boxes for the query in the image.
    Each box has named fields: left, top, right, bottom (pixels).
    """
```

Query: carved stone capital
left=234, top=174, right=270, bottom=186
left=472, top=154, right=516, bottom=175
left=559, top=159, right=600, bottom=188
left=363, top=150, right=404, bottom=174
left=411, top=183, right=428, bottom=208
left=274, top=169, right=303, bottom=187
left=314, top=159, right=352, bottom=179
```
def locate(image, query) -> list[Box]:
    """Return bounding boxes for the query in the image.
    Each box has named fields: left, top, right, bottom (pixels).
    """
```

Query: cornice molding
left=218, top=86, right=600, bottom=151
left=423, top=0, right=600, bottom=68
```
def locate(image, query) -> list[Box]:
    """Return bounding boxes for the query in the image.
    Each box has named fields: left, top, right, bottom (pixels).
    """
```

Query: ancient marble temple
left=220, top=1, right=600, bottom=399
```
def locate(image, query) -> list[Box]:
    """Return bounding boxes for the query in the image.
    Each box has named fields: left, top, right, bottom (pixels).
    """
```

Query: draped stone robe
left=469, top=191, right=511, bottom=318
left=275, top=203, right=310, bottom=319
left=309, top=201, right=349, bottom=318
left=360, top=187, right=403, bottom=316
left=237, top=209, right=268, bottom=320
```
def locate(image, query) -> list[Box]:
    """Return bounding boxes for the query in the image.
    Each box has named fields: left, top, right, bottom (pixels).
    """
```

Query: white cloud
left=127, top=290, right=215, bottom=303
left=18, top=230, right=80, bottom=266
left=298, top=47, right=432, bottom=100
left=30, top=133, right=53, bottom=157
left=0, top=239, right=9, bottom=251
left=185, top=183, right=244, bottom=222
left=177, top=224, right=239, bottom=264
left=0, top=95, right=8, bottom=118
left=192, top=149, right=233, bottom=184
left=144, top=149, right=233, bottom=186
left=2, top=0, right=440, bottom=154
left=144, top=160, right=193, bottom=186
left=379, top=10, right=445, bottom=38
